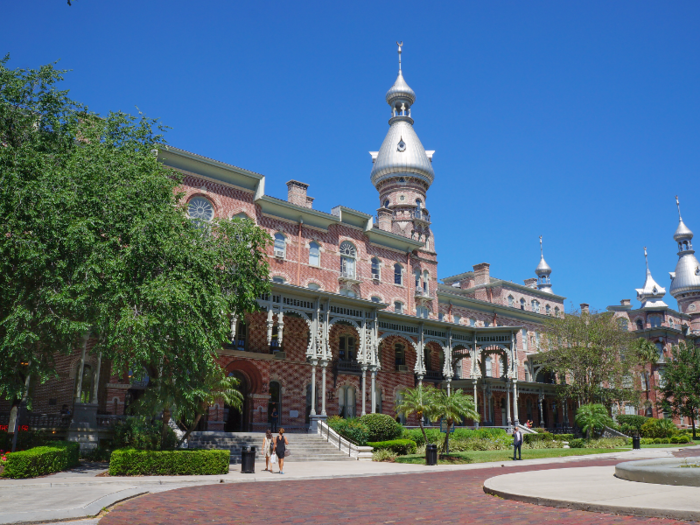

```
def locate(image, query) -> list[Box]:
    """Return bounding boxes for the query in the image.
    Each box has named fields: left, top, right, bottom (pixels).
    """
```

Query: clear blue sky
left=4, top=1, right=699, bottom=313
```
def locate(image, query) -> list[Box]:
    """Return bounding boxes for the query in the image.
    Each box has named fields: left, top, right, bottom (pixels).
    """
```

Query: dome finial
left=397, top=41, right=403, bottom=71
left=644, top=246, right=650, bottom=274
left=540, top=235, right=544, bottom=258
left=676, top=195, right=683, bottom=221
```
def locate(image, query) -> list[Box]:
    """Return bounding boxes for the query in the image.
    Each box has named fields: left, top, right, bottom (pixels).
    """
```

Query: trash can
left=632, top=435, right=641, bottom=450
left=241, top=445, right=256, bottom=473
left=426, top=444, right=438, bottom=466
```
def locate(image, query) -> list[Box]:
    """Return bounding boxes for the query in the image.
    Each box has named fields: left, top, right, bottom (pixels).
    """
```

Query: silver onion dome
left=535, top=236, right=553, bottom=293
left=386, top=70, right=416, bottom=106
left=536, top=256, right=552, bottom=275
left=674, top=219, right=694, bottom=242
left=670, top=196, right=700, bottom=297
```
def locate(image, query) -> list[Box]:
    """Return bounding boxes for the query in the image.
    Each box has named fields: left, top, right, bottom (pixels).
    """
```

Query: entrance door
left=225, top=372, right=249, bottom=432
left=268, top=381, right=281, bottom=428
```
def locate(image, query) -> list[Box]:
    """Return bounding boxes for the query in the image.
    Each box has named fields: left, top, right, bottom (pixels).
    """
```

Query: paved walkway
left=1, top=446, right=695, bottom=524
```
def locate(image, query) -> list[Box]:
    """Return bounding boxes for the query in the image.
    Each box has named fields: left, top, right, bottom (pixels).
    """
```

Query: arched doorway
left=225, top=371, right=249, bottom=432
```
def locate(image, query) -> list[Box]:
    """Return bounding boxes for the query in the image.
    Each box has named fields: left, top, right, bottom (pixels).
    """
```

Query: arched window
left=234, top=320, right=247, bottom=350
left=395, top=343, right=406, bottom=370
left=371, top=258, right=380, bottom=280
left=338, top=385, right=356, bottom=418
left=531, top=300, right=540, bottom=313
left=520, top=298, right=526, bottom=310
left=655, top=342, right=664, bottom=361
left=454, top=314, right=461, bottom=325
left=485, top=357, right=492, bottom=377
left=508, top=295, right=514, bottom=308
left=554, top=306, right=560, bottom=317
left=309, top=241, right=320, bottom=266
left=416, top=199, right=422, bottom=208
left=394, top=301, right=404, bottom=314
left=545, top=304, right=551, bottom=315
left=371, top=296, right=382, bottom=303
left=339, top=242, right=356, bottom=278
left=416, top=306, right=429, bottom=319
left=233, top=212, right=251, bottom=221
left=272, top=276, right=285, bottom=284
left=522, top=329, right=528, bottom=351
left=670, top=318, right=675, bottom=329
left=383, top=199, right=390, bottom=208
left=188, top=196, right=215, bottom=223
left=307, top=282, right=320, bottom=291
left=274, top=233, right=286, bottom=258
left=394, top=264, right=403, bottom=285
left=636, top=319, right=644, bottom=331
left=423, top=271, right=429, bottom=293
left=414, top=268, right=421, bottom=290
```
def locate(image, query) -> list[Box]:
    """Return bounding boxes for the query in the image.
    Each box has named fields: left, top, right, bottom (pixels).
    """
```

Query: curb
left=483, top=478, right=700, bottom=522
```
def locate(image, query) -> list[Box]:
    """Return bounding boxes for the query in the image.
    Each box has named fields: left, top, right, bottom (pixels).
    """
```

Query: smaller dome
left=536, top=256, right=552, bottom=275
left=674, top=219, right=694, bottom=242
left=385, top=71, right=416, bottom=106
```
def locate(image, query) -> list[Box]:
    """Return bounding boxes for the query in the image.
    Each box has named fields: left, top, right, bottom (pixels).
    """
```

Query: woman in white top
left=262, top=429, right=273, bottom=471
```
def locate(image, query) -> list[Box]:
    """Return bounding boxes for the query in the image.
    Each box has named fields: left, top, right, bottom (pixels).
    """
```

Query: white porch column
left=371, top=368, right=377, bottom=413
left=512, top=380, right=519, bottom=425
left=361, top=365, right=367, bottom=416
left=472, top=379, right=479, bottom=429
left=310, top=360, right=317, bottom=416
left=506, top=382, right=512, bottom=427
left=320, top=361, right=327, bottom=416
left=446, top=379, right=451, bottom=396
left=482, top=383, right=488, bottom=423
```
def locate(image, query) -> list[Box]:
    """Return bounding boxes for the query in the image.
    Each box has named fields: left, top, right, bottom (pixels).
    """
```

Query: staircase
left=188, top=431, right=357, bottom=463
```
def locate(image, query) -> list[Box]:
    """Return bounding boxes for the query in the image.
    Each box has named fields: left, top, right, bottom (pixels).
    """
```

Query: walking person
left=270, top=404, right=279, bottom=433
left=275, top=428, right=289, bottom=474
left=262, top=429, right=273, bottom=472
left=513, top=427, right=523, bottom=461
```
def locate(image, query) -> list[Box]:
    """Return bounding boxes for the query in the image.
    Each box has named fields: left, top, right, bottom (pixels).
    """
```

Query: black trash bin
left=241, top=445, right=256, bottom=473
left=426, top=444, right=438, bottom=466
left=632, top=435, right=641, bottom=450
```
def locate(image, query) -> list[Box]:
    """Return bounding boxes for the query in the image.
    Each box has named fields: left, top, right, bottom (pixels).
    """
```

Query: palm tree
left=574, top=403, right=613, bottom=442
left=429, top=389, right=480, bottom=454
left=394, top=385, right=436, bottom=445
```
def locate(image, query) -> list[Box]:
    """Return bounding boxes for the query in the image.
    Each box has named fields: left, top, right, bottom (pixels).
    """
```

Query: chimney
left=580, top=303, right=590, bottom=314
left=473, top=263, right=490, bottom=286
left=523, top=278, right=537, bottom=289
left=377, top=208, right=392, bottom=231
left=286, top=180, right=313, bottom=209
left=621, top=299, right=631, bottom=307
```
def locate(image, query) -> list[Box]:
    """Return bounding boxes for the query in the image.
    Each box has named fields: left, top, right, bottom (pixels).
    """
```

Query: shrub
left=327, top=417, right=370, bottom=446
left=569, top=438, right=585, bottom=449
left=584, top=437, right=629, bottom=449
left=0, top=442, right=79, bottom=479
left=401, top=427, right=506, bottom=445
left=358, top=414, right=403, bottom=442
left=557, top=434, right=574, bottom=442
left=109, top=449, right=229, bottom=476
left=0, top=430, right=57, bottom=452
left=524, top=432, right=554, bottom=444
left=367, top=439, right=417, bottom=456
left=372, top=449, right=397, bottom=462
left=618, top=415, right=650, bottom=436
left=641, top=419, right=678, bottom=439
left=113, top=417, right=178, bottom=450
left=524, top=439, right=564, bottom=449
left=671, top=434, right=692, bottom=444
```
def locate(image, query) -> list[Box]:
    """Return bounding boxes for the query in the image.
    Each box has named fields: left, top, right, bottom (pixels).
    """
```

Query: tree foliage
left=574, top=403, right=613, bottom=441
left=394, top=385, right=435, bottom=446
left=0, top=56, right=271, bottom=415
left=428, top=389, right=479, bottom=454
left=539, top=308, right=651, bottom=406
left=657, top=341, right=700, bottom=439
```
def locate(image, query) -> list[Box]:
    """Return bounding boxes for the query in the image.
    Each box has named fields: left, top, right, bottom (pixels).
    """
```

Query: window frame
left=394, top=263, right=403, bottom=285
left=309, top=241, right=320, bottom=267
left=274, top=233, right=287, bottom=258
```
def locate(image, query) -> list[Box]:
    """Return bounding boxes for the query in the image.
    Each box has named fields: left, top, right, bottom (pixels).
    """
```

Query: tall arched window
left=508, top=295, right=514, bottom=308
left=520, top=298, right=526, bottom=310
left=414, top=269, right=421, bottom=290
left=531, top=300, right=540, bottom=313
left=339, top=242, right=356, bottom=278
left=394, top=264, right=403, bottom=285
left=371, top=258, right=381, bottom=279
left=274, top=233, right=286, bottom=258
left=485, top=357, right=492, bottom=377
left=395, top=343, right=406, bottom=370
left=234, top=320, right=247, bottom=350
left=309, top=241, right=320, bottom=266
left=423, top=271, right=429, bottom=293
left=554, top=306, right=560, bottom=317
left=522, top=329, right=528, bottom=352
left=636, top=319, right=644, bottom=331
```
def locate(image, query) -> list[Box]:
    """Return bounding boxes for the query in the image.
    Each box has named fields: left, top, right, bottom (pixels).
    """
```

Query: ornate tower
left=535, top=236, right=553, bottom=294
left=636, top=247, right=668, bottom=309
left=370, top=43, right=435, bottom=250
left=669, top=196, right=700, bottom=332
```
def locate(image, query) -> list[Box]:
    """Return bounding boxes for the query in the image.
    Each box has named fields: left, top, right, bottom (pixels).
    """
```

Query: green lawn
left=394, top=448, right=632, bottom=465
left=639, top=443, right=695, bottom=448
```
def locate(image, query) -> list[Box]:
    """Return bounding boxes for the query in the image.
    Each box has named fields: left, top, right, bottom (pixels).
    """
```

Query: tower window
left=415, top=199, right=422, bottom=208
left=274, top=233, right=286, bottom=258
left=384, top=200, right=390, bottom=208
left=309, top=241, right=320, bottom=266
left=423, top=271, right=429, bottom=293
left=545, top=304, right=551, bottom=315
left=508, top=295, right=514, bottom=308
left=394, top=264, right=403, bottom=285
left=636, top=319, right=644, bottom=331
left=371, top=257, right=381, bottom=279
left=531, top=300, right=540, bottom=313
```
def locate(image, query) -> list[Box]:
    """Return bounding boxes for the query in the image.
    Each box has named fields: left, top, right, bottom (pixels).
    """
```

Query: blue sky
left=4, top=1, right=699, bottom=313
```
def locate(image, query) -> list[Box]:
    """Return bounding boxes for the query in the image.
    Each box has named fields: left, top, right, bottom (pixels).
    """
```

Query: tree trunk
left=443, top=420, right=452, bottom=455
left=418, top=413, right=429, bottom=446
left=692, top=409, right=697, bottom=440
left=161, top=406, right=171, bottom=449
left=178, top=412, right=203, bottom=447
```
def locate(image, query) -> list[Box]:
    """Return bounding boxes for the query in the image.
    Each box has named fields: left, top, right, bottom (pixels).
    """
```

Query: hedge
left=358, top=414, right=403, bottom=442
left=0, top=441, right=79, bottom=479
left=557, top=434, right=574, bottom=442
left=402, top=427, right=506, bottom=444
left=367, top=439, right=417, bottom=456
left=524, top=432, right=554, bottom=444
left=327, top=416, right=370, bottom=445
left=109, top=449, right=230, bottom=476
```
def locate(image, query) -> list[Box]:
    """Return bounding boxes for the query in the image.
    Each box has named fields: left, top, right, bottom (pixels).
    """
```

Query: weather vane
left=397, top=41, right=403, bottom=70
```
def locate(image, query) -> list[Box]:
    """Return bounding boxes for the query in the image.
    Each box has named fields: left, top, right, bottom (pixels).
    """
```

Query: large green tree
left=539, top=308, right=652, bottom=407
left=428, top=389, right=479, bottom=454
left=657, top=341, right=700, bottom=439
left=0, top=57, right=271, bottom=420
left=394, top=385, right=436, bottom=446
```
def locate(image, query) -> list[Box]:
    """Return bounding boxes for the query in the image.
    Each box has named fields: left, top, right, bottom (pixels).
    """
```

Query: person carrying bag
left=275, top=428, right=289, bottom=474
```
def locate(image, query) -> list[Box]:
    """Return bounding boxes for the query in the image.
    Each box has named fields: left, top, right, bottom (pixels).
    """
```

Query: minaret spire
left=535, top=235, right=553, bottom=294
left=636, top=246, right=667, bottom=308
left=540, top=235, right=544, bottom=258
left=397, top=41, right=403, bottom=71
left=644, top=246, right=650, bottom=274
left=676, top=195, right=683, bottom=221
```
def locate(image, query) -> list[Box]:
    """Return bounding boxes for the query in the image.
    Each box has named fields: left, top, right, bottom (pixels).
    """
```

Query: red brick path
left=100, top=455, right=697, bottom=525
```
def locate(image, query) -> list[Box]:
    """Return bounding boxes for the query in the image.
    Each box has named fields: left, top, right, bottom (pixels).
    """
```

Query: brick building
left=4, top=47, right=698, bottom=437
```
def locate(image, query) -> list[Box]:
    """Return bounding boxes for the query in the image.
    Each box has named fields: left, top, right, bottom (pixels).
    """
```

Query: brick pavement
left=99, top=457, right=694, bottom=525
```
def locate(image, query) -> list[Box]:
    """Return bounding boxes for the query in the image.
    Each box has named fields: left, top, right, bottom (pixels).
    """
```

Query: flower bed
left=108, top=448, right=230, bottom=476
left=0, top=441, right=79, bottom=479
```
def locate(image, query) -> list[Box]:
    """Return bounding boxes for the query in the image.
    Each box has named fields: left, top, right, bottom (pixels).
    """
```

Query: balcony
left=337, top=359, right=363, bottom=375
left=424, top=370, right=444, bottom=381
left=338, top=269, right=361, bottom=284
left=410, top=209, right=431, bottom=224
